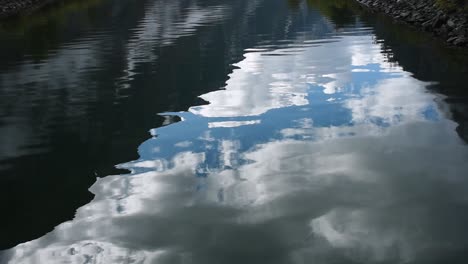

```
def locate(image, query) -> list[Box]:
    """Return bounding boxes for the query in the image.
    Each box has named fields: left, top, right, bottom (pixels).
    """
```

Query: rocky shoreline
left=356, top=0, right=468, bottom=47
left=0, top=0, right=57, bottom=19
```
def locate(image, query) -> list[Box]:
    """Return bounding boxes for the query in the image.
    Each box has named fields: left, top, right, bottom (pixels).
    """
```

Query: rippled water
left=1, top=0, right=468, bottom=263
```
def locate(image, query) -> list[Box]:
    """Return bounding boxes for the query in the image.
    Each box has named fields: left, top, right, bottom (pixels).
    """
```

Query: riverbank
left=0, top=0, right=56, bottom=19
left=356, top=0, right=468, bottom=47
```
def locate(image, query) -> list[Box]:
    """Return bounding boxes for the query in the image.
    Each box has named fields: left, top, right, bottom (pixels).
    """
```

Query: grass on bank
left=435, top=0, right=468, bottom=12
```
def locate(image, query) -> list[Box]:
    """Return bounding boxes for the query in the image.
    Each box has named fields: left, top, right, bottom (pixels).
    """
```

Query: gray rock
left=355, top=0, right=468, bottom=48
left=447, top=36, right=458, bottom=43
left=454, top=37, right=467, bottom=46
left=447, top=19, right=456, bottom=28
left=400, top=11, right=410, bottom=17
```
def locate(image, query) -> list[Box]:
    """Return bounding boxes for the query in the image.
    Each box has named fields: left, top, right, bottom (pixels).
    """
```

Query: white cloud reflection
left=208, top=120, right=261, bottom=128
left=190, top=51, right=309, bottom=117
left=5, top=118, right=468, bottom=264
left=3, top=10, right=468, bottom=264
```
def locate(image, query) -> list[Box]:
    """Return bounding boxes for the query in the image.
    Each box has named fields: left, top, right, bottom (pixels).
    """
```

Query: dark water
left=1, top=0, right=468, bottom=263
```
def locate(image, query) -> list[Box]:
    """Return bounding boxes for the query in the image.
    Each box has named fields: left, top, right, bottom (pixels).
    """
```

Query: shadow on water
left=0, top=0, right=468, bottom=262
left=0, top=0, right=154, bottom=249
left=289, top=0, right=359, bottom=26
left=0, top=0, right=241, bottom=249
left=0, top=0, right=325, bottom=250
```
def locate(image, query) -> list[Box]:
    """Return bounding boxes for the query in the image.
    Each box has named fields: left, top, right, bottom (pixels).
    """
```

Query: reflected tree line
left=0, top=0, right=106, bottom=62
left=288, top=0, right=358, bottom=26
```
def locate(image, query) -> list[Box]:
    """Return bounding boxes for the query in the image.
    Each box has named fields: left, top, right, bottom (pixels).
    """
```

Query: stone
left=454, top=37, right=468, bottom=46
left=447, top=36, right=458, bottom=43
left=447, top=19, right=456, bottom=28
left=422, top=20, right=432, bottom=27
left=433, top=17, right=446, bottom=28
left=439, top=25, right=449, bottom=35
left=355, top=0, right=468, bottom=48
left=400, top=11, right=410, bottom=17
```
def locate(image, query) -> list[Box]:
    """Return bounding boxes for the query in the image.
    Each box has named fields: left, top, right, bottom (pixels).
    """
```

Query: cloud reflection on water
left=3, top=4, right=468, bottom=264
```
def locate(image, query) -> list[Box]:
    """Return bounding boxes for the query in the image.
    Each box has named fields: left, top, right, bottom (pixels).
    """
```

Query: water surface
left=1, top=0, right=468, bottom=263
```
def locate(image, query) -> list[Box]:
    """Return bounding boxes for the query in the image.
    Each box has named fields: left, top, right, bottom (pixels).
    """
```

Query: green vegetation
left=0, top=0, right=104, bottom=33
left=0, top=0, right=105, bottom=61
left=435, top=0, right=468, bottom=11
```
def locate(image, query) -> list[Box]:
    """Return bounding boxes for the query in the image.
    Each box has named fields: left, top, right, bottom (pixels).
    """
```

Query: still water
left=1, top=0, right=468, bottom=263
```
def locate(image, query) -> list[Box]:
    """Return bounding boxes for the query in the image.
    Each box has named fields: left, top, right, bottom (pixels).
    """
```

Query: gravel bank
left=0, top=0, right=57, bottom=19
left=356, top=0, right=468, bottom=47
